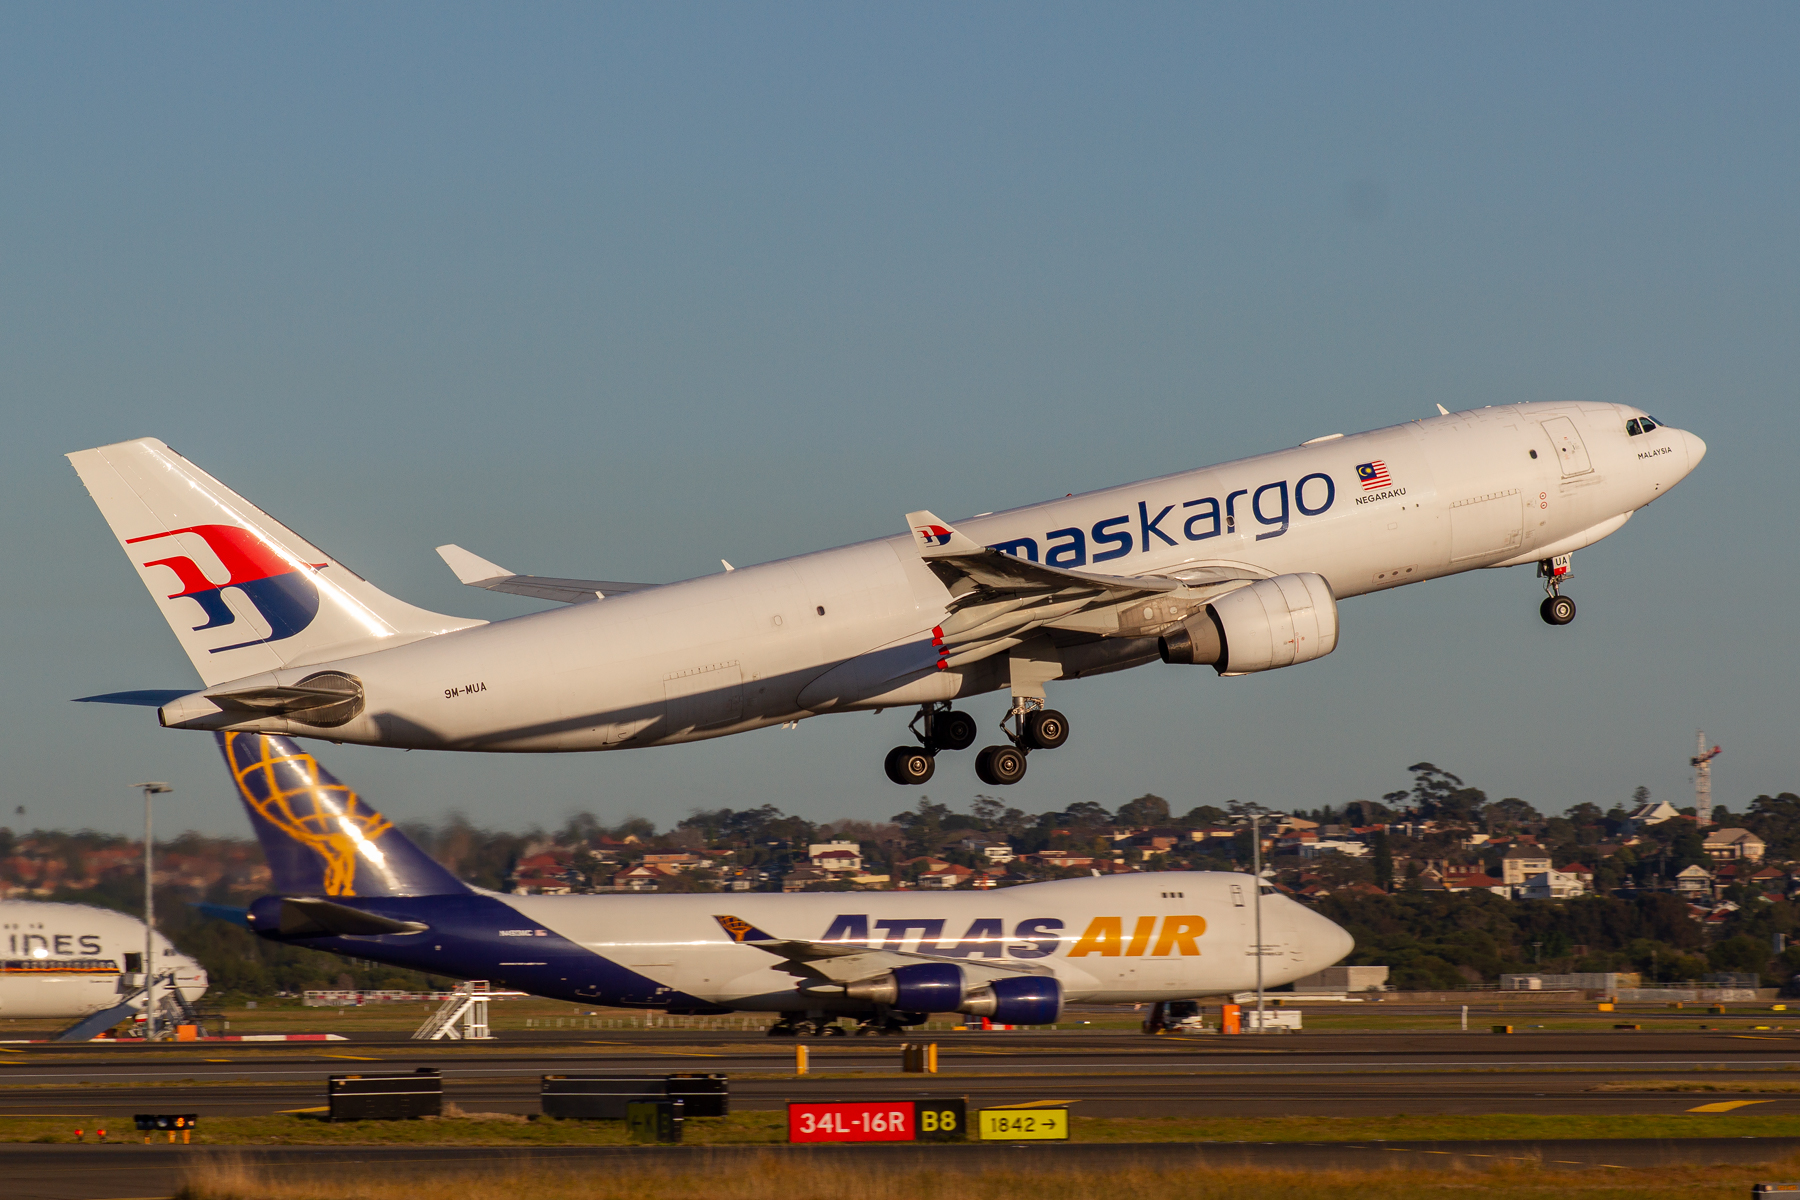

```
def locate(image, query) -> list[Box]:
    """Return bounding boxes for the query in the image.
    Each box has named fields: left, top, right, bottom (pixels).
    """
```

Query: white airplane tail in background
left=68, top=438, right=482, bottom=688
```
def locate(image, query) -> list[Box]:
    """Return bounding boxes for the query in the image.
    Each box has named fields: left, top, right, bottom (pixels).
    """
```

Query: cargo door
left=1449, top=489, right=1524, bottom=562
left=1540, top=417, right=1594, bottom=477
left=663, top=661, right=744, bottom=732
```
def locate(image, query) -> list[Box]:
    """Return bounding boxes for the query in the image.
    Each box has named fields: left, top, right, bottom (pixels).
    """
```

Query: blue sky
left=3, top=3, right=1794, bottom=836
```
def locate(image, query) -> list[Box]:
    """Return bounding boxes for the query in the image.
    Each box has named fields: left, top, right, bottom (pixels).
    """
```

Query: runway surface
left=7, top=1031, right=1800, bottom=1197
left=4, top=1030, right=1800, bottom=1120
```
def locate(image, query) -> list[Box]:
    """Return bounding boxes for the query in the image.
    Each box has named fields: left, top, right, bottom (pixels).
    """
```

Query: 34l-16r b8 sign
left=787, top=1100, right=965, bottom=1143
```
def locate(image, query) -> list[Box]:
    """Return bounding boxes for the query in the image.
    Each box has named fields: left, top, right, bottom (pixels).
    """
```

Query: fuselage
left=0, top=901, right=206, bottom=1021
left=252, top=872, right=1353, bottom=1012
left=178, top=401, right=1705, bottom=751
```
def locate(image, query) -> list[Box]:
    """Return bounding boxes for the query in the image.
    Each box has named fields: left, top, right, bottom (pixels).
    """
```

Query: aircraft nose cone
left=1299, top=906, right=1355, bottom=971
left=1682, top=429, right=1707, bottom=470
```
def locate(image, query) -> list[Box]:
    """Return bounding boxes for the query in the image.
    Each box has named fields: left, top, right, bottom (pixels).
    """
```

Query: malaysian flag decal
left=1356, top=460, right=1392, bottom=490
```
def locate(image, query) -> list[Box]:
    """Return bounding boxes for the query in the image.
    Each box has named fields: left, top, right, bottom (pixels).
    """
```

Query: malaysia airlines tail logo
left=1356, top=461, right=1393, bottom=490
left=127, top=525, right=322, bottom=653
left=916, top=525, right=954, bottom=548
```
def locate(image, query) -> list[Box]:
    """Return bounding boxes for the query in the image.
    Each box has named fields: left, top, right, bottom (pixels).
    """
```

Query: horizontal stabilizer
left=192, top=902, right=251, bottom=927
left=73, top=689, right=193, bottom=707
left=276, top=896, right=428, bottom=938
left=436, top=544, right=655, bottom=605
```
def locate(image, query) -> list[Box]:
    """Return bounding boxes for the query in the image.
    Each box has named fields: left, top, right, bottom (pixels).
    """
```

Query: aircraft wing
left=435, top=544, right=656, bottom=604
left=903, top=511, right=1257, bottom=669
left=712, top=915, right=1050, bottom=984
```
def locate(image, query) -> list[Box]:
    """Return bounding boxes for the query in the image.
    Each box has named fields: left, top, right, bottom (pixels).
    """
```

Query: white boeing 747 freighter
left=70, top=402, right=1703, bottom=784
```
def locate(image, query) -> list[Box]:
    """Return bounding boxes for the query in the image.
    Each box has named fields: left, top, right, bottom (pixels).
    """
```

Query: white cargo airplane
left=221, top=731, right=1353, bottom=1035
left=0, top=900, right=206, bottom=1025
left=70, top=402, right=1704, bottom=785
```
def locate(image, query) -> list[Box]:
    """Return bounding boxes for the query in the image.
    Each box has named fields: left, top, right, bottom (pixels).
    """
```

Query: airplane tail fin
left=67, top=438, right=482, bottom=688
left=217, top=731, right=469, bottom=897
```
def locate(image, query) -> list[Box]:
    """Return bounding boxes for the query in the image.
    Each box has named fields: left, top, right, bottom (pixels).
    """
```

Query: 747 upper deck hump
left=68, top=402, right=1705, bottom=786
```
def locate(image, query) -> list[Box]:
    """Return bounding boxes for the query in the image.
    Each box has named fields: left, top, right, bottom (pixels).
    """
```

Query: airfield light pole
left=135, top=783, right=171, bottom=1041
left=1251, top=814, right=1265, bottom=1034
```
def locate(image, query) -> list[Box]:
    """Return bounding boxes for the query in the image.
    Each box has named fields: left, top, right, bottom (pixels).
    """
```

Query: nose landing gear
left=1538, top=553, right=1576, bottom=626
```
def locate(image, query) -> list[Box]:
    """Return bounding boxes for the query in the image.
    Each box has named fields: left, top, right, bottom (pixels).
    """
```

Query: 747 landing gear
left=883, top=704, right=978, bottom=785
left=1538, top=553, right=1576, bottom=626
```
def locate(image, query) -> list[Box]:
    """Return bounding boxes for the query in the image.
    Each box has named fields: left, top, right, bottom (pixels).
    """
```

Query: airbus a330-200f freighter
left=219, top=731, right=1353, bottom=1035
left=70, top=403, right=1704, bottom=785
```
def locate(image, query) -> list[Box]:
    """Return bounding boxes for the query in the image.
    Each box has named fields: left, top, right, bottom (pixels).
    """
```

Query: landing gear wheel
left=1022, top=708, right=1069, bottom=750
left=884, top=746, right=936, bottom=785
left=821, top=1022, right=848, bottom=1037
left=975, top=744, right=1028, bottom=786
left=1540, top=594, right=1576, bottom=626
left=931, top=709, right=978, bottom=752
left=766, top=1020, right=800, bottom=1038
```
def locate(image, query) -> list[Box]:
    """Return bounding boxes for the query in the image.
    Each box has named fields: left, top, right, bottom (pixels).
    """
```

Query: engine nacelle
left=962, top=975, right=1063, bottom=1025
left=1158, top=572, right=1338, bottom=675
left=844, top=963, right=964, bottom=1011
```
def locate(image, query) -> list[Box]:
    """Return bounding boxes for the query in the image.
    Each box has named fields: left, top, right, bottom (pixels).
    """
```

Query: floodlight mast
left=1252, top=813, right=1265, bottom=1034
left=134, top=783, right=171, bottom=1040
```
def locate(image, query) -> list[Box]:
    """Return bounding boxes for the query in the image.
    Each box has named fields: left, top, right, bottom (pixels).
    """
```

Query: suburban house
left=1500, top=846, right=1554, bottom=887
left=1703, top=828, right=1766, bottom=863
left=808, top=842, right=865, bottom=874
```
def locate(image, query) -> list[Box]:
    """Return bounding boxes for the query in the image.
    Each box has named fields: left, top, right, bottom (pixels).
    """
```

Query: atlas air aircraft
left=220, top=732, right=1352, bottom=1034
left=71, top=403, right=1704, bottom=785
left=0, top=901, right=206, bottom=1022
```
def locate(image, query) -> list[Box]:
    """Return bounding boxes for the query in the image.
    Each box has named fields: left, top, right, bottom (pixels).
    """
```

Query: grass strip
left=177, top=1154, right=1800, bottom=1200
left=6, top=1110, right=1800, bottom=1146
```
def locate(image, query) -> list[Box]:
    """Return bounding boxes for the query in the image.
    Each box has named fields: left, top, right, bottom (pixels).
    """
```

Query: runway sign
left=787, top=1099, right=967, bottom=1143
left=977, top=1107, right=1069, bottom=1141
left=789, top=1101, right=916, bottom=1142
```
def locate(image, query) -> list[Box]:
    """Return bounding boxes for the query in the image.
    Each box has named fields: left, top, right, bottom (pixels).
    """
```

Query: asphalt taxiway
left=3, top=1030, right=1799, bottom=1120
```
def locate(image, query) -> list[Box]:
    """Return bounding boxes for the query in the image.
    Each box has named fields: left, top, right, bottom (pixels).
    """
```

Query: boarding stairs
left=414, top=981, right=510, bottom=1040
left=52, top=969, right=221, bottom=1042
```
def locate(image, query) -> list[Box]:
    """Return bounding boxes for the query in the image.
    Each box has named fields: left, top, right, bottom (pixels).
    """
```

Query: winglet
left=714, top=914, right=777, bottom=943
left=436, top=544, right=510, bottom=586
left=904, top=511, right=985, bottom=558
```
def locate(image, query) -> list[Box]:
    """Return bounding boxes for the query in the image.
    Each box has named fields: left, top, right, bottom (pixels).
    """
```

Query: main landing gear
left=1538, top=553, right=1576, bottom=626
left=767, top=1015, right=851, bottom=1037
left=974, top=700, right=1070, bottom=787
left=882, top=703, right=978, bottom=786
left=881, top=700, right=1070, bottom=786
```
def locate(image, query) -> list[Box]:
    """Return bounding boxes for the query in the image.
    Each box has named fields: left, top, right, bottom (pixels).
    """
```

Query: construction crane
left=1691, top=732, right=1722, bottom=827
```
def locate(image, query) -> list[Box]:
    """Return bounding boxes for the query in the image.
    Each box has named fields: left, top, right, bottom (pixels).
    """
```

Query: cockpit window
left=1626, top=419, right=1643, bottom=435
left=1641, top=417, right=1658, bottom=432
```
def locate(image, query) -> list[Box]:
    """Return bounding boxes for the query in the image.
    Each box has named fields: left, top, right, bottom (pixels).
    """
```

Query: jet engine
left=1158, top=573, right=1338, bottom=675
left=843, top=963, right=965, bottom=1011
left=844, top=965, right=1063, bottom=1024
left=961, top=975, right=1063, bottom=1025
